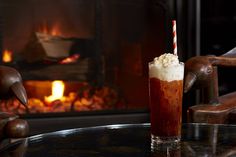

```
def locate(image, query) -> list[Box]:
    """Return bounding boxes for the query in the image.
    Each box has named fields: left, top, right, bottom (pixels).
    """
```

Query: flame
left=2, top=49, right=13, bottom=63
left=51, top=26, right=60, bottom=36
left=39, top=23, right=61, bottom=36
left=45, top=80, right=65, bottom=103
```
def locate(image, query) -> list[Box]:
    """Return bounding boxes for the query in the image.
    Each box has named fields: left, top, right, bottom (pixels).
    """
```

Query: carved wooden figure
left=184, top=47, right=236, bottom=123
left=0, top=66, right=29, bottom=140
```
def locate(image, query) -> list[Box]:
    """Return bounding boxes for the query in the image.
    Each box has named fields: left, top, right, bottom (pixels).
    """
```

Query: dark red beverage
left=148, top=54, right=184, bottom=151
left=149, top=77, right=183, bottom=137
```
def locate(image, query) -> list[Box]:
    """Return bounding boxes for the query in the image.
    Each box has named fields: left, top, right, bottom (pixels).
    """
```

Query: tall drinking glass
left=148, top=54, right=184, bottom=151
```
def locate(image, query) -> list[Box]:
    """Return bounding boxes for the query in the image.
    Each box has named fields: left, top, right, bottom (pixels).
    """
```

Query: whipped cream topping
left=149, top=53, right=184, bottom=81
left=153, top=53, right=179, bottom=67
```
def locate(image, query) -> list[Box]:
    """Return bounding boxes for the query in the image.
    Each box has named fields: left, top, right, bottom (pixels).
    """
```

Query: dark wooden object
left=0, top=66, right=29, bottom=140
left=184, top=47, right=236, bottom=123
left=20, top=58, right=93, bottom=81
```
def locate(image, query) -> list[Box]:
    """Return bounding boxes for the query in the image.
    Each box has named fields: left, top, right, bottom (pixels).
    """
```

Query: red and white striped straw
left=172, top=20, right=177, bottom=55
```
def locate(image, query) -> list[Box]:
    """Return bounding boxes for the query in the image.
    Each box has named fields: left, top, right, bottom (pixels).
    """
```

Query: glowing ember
left=60, top=54, right=80, bottom=64
left=0, top=83, right=126, bottom=114
left=2, top=49, right=13, bottom=63
left=45, top=80, right=65, bottom=103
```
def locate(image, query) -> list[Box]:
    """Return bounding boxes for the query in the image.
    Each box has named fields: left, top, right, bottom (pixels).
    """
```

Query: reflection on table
left=1, top=123, right=236, bottom=157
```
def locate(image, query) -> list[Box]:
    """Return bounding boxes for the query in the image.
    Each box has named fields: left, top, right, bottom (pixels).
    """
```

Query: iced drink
left=148, top=53, right=184, bottom=151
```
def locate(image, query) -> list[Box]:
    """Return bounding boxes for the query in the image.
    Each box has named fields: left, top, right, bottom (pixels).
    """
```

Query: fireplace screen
left=0, top=0, right=170, bottom=115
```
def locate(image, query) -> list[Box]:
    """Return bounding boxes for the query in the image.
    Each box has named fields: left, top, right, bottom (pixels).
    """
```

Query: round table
left=1, top=123, right=236, bottom=157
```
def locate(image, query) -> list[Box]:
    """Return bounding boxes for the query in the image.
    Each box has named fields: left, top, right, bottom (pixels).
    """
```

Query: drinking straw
left=172, top=20, right=177, bottom=55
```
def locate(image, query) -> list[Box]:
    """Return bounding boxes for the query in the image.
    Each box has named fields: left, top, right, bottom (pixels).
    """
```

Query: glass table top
left=1, top=123, right=236, bottom=157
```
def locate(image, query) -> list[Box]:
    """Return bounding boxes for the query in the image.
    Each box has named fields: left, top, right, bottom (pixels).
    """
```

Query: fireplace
left=0, top=0, right=175, bottom=116
left=0, top=0, right=179, bottom=134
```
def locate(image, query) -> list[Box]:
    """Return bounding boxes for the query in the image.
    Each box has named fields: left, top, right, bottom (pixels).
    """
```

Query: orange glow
left=60, top=54, right=80, bottom=64
left=45, top=80, right=65, bottom=103
left=2, top=49, right=13, bottom=63
left=51, top=25, right=60, bottom=36
left=39, top=23, right=61, bottom=36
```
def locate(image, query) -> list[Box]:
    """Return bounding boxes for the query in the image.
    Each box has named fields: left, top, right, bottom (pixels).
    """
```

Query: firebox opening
left=0, top=80, right=137, bottom=114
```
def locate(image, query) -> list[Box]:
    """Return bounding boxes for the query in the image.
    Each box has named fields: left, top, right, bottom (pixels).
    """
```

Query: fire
left=39, top=23, right=61, bottom=36
left=45, top=80, right=65, bottom=103
left=2, top=49, right=13, bottom=63
left=60, top=54, right=80, bottom=64
left=51, top=26, right=60, bottom=36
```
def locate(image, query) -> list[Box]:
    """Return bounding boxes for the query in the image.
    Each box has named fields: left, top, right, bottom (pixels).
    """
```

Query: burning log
left=21, top=32, right=74, bottom=63
left=20, top=58, right=93, bottom=81
left=19, top=31, right=98, bottom=81
left=36, top=32, right=73, bottom=58
left=21, top=31, right=95, bottom=63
